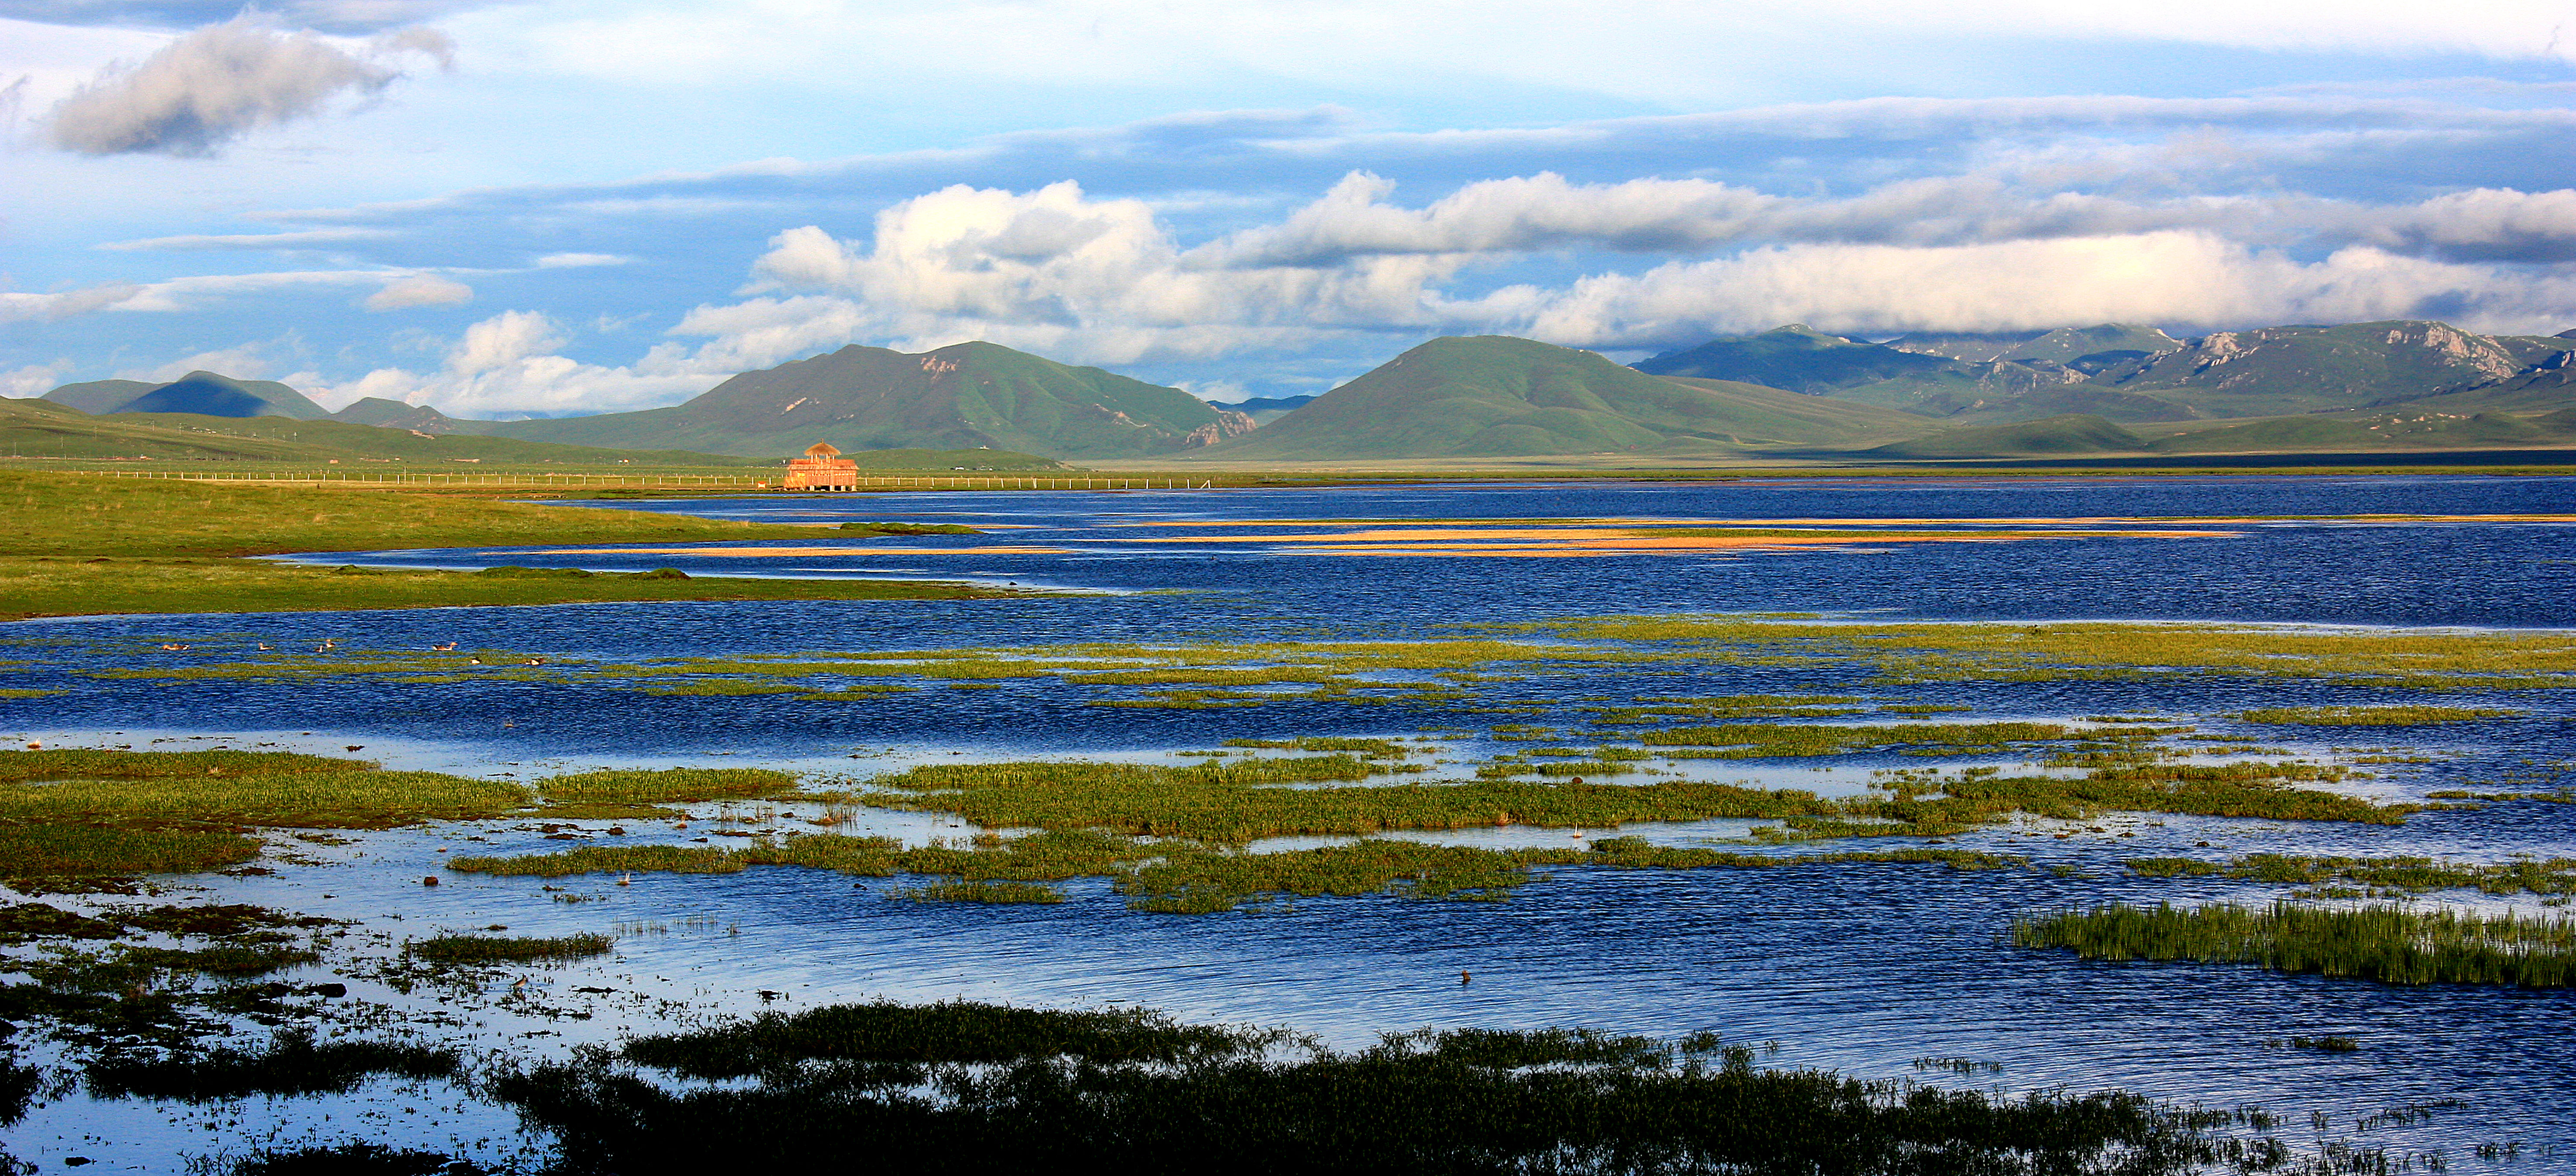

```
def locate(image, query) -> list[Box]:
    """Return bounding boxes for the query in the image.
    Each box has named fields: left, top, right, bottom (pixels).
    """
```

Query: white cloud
left=0, top=282, right=145, bottom=322
left=321, top=309, right=718, bottom=416
left=362, top=273, right=472, bottom=310
left=0, top=362, right=75, bottom=397
left=99, top=228, right=396, bottom=250
left=46, top=15, right=452, bottom=156
left=533, top=252, right=632, bottom=268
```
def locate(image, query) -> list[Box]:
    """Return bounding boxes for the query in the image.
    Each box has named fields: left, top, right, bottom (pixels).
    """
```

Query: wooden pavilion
left=782, top=441, right=859, bottom=490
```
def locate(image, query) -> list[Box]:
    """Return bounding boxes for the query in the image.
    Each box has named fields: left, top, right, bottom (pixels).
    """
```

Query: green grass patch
left=409, top=931, right=614, bottom=965
left=0, top=825, right=261, bottom=880
left=2013, top=900, right=2576, bottom=987
left=0, top=748, right=372, bottom=782
left=538, top=768, right=799, bottom=805
left=0, top=769, right=528, bottom=829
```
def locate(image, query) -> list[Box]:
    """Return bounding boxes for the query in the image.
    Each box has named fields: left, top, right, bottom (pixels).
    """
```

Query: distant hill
left=331, top=396, right=497, bottom=435
left=45, top=371, right=332, bottom=420
left=42, top=379, right=160, bottom=415
left=1635, top=325, right=1957, bottom=393
left=490, top=341, right=1250, bottom=459
left=1868, top=414, right=2149, bottom=457
left=1206, top=335, right=1926, bottom=459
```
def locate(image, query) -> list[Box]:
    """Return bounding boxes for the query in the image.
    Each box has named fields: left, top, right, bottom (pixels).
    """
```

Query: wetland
left=0, top=471, right=2571, bottom=1172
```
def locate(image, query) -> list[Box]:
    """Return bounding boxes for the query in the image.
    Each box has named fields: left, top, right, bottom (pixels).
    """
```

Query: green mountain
left=1867, top=415, right=2149, bottom=457
left=1206, top=336, right=1927, bottom=459
left=1996, top=324, right=2182, bottom=370
left=45, top=371, right=331, bottom=420
left=490, top=341, right=1250, bottom=459
left=41, top=379, right=159, bottom=415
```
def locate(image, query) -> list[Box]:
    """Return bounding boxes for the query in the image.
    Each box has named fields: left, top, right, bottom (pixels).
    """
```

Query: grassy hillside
left=495, top=341, right=1244, bottom=459
left=1210, top=336, right=1928, bottom=459
left=1868, top=415, right=2149, bottom=457
left=0, top=399, right=762, bottom=466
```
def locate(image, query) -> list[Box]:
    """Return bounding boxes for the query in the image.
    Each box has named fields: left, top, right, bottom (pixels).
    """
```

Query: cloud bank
left=47, top=16, right=452, bottom=155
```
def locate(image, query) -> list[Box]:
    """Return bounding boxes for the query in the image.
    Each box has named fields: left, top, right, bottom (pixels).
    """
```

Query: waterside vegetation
left=2013, top=900, right=2576, bottom=987
left=0, top=468, right=1012, bottom=620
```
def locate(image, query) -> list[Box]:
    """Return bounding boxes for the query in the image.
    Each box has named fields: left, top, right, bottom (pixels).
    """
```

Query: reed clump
left=409, top=931, right=614, bottom=965
left=2013, top=900, right=2576, bottom=987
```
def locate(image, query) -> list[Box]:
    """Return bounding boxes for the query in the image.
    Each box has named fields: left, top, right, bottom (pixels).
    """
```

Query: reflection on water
left=2, top=475, right=2573, bottom=1169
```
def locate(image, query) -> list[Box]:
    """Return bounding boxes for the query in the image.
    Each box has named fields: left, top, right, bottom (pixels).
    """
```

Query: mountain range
left=29, top=317, right=2576, bottom=461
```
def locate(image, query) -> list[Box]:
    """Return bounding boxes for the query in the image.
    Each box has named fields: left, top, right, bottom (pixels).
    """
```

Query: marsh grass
left=409, top=931, right=614, bottom=965
left=2125, top=853, right=2576, bottom=896
left=538, top=768, right=798, bottom=805
left=1513, top=615, right=2576, bottom=690
left=1638, top=721, right=2071, bottom=756
left=2013, top=900, right=2576, bottom=987
left=497, top=999, right=2286, bottom=1173
left=2238, top=705, right=2522, bottom=726
left=0, top=825, right=260, bottom=880
left=0, top=769, right=528, bottom=829
left=0, top=748, right=371, bottom=781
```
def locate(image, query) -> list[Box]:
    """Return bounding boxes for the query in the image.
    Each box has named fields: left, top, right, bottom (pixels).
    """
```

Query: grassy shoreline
left=1, top=470, right=1020, bottom=620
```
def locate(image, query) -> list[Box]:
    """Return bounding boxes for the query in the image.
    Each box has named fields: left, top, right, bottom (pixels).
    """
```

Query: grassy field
left=0, top=469, right=1020, bottom=620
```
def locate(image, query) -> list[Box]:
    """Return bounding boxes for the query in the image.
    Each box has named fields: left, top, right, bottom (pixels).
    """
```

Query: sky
left=3, top=1, right=2574, bottom=417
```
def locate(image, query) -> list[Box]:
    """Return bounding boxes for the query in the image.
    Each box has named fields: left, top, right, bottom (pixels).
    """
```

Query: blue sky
left=3, top=0, right=2573, bottom=416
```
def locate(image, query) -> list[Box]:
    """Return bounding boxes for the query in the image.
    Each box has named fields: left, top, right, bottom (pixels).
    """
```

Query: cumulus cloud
left=362, top=273, right=471, bottom=310
left=47, top=15, right=453, bottom=156
left=699, top=178, right=2576, bottom=371
left=320, top=308, right=719, bottom=416
left=732, top=181, right=1475, bottom=365
left=0, top=362, right=75, bottom=397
